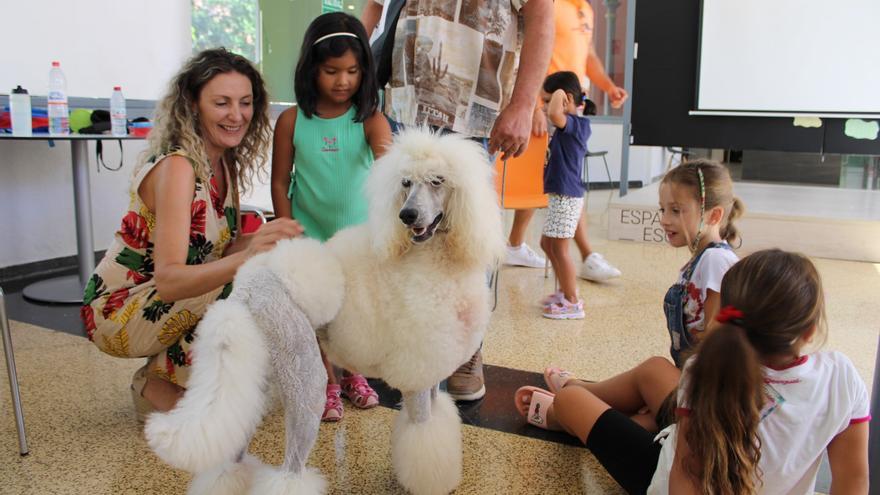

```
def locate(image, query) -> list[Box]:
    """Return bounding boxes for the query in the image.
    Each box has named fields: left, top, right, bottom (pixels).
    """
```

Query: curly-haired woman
left=81, top=48, right=303, bottom=420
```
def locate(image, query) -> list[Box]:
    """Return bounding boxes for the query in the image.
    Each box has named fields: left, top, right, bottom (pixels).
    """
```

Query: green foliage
left=192, top=0, right=259, bottom=61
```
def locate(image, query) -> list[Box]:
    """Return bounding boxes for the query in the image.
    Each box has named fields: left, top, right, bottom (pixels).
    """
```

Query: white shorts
left=543, top=194, right=584, bottom=238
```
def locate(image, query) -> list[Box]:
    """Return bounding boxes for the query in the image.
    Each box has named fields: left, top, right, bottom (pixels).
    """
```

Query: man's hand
left=531, top=105, right=548, bottom=137
left=607, top=85, right=629, bottom=109
left=489, top=102, right=534, bottom=159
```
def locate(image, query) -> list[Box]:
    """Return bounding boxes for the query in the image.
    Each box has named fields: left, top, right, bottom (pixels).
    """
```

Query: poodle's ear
left=366, top=143, right=412, bottom=261
left=442, top=140, right=506, bottom=269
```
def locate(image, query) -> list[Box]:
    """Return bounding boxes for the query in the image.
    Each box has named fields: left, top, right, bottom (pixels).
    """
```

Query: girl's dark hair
left=294, top=12, right=378, bottom=122
left=542, top=71, right=596, bottom=115
left=683, top=249, right=826, bottom=494
left=661, top=159, right=744, bottom=245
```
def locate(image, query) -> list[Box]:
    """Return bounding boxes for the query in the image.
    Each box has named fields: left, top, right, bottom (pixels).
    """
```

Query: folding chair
left=1, top=286, right=28, bottom=455
left=491, top=134, right=551, bottom=309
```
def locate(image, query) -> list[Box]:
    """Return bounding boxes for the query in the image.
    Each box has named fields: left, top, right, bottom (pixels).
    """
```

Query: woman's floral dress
left=81, top=150, right=238, bottom=386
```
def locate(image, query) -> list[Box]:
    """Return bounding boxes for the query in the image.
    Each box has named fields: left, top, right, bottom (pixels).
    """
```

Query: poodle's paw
left=187, top=453, right=263, bottom=495
left=391, top=391, right=463, bottom=495
left=248, top=464, right=327, bottom=495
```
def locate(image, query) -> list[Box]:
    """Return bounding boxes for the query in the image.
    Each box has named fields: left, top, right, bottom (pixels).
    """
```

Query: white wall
left=0, top=0, right=191, bottom=268
left=589, top=122, right=664, bottom=188
left=0, top=140, right=146, bottom=267
left=0, top=0, right=191, bottom=100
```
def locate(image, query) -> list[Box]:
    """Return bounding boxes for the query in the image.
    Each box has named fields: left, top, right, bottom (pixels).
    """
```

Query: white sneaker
left=579, top=253, right=621, bottom=281
left=505, top=243, right=547, bottom=268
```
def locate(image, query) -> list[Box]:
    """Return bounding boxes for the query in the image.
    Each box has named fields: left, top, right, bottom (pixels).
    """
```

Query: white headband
left=313, top=32, right=359, bottom=45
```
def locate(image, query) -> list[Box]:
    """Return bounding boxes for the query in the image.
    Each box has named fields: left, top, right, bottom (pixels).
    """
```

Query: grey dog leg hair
left=402, top=389, right=433, bottom=424
left=233, top=267, right=327, bottom=475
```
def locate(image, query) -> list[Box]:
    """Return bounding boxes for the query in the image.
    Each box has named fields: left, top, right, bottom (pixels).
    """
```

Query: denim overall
left=663, top=243, right=732, bottom=367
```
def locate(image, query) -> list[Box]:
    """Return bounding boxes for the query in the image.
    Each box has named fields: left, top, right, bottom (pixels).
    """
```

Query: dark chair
left=583, top=150, right=612, bottom=192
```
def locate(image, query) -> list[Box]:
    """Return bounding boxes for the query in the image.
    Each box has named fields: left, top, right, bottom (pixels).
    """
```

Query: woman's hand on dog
left=227, top=217, right=304, bottom=258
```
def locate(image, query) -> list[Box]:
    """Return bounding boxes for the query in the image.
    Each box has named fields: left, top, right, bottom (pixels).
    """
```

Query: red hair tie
left=716, top=305, right=745, bottom=324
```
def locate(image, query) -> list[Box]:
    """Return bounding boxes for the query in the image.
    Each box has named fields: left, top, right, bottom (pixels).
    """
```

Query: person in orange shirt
left=504, top=0, right=628, bottom=282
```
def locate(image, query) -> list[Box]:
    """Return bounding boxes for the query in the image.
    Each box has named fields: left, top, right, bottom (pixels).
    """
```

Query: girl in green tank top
left=271, top=12, right=392, bottom=422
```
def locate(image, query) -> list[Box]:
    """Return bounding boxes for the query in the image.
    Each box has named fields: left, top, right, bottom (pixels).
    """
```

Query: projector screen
left=695, top=0, right=880, bottom=117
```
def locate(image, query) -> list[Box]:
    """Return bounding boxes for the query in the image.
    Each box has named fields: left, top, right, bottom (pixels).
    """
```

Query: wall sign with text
left=607, top=206, right=666, bottom=244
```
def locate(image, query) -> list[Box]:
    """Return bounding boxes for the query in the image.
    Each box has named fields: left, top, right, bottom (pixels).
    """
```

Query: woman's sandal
left=130, top=365, right=156, bottom=423
left=514, top=386, right=556, bottom=430
left=543, top=366, right=575, bottom=394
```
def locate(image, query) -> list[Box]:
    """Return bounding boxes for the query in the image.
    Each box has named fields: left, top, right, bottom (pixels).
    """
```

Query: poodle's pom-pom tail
left=145, top=299, right=270, bottom=473
left=391, top=392, right=463, bottom=495
left=237, top=238, right=344, bottom=329
left=248, top=464, right=327, bottom=495
left=187, top=454, right=263, bottom=495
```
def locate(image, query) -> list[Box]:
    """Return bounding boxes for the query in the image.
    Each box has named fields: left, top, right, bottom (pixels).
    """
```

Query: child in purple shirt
left=540, top=71, right=596, bottom=320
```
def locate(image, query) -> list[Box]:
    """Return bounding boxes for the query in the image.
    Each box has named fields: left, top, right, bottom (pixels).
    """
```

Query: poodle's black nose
left=399, top=208, right=418, bottom=225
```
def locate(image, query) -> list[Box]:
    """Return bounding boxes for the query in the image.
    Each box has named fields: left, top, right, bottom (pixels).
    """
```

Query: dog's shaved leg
left=245, top=269, right=327, bottom=476
left=403, top=389, right=432, bottom=424
left=242, top=271, right=327, bottom=493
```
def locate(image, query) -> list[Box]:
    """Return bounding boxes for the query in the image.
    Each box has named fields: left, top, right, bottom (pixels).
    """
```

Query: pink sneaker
left=340, top=374, right=379, bottom=409
left=542, top=298, right=585, bottom=320
left=322, top=384, right=343, bottom=422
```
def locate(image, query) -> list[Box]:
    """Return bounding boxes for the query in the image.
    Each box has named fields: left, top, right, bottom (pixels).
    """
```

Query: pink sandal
left=340, top=374, right=379, bottom=409
left=322, top=384, right=343, bottom=422
left=514, top=386, right=556, bottom=429
left=543, top=366, right=575, bottom=394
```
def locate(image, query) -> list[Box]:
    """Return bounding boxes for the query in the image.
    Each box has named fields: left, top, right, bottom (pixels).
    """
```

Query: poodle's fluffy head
left=367, top=129, right=505, bottom=268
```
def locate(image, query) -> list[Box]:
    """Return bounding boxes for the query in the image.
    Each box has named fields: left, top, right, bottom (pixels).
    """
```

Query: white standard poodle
left=144, top=129, right=506, bottom=495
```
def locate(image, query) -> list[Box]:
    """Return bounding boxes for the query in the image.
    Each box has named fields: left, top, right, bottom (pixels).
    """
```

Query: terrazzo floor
left=1, top=193, right=877, bottom=494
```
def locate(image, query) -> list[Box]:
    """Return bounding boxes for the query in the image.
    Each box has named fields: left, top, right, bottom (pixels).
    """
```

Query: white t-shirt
left=648, top=351, right=871, bottom=494
left=678, top=244, right=739, bottom=336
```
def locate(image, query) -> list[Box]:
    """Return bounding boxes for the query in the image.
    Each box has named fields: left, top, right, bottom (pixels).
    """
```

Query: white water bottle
left=110, top=86, right=127, bottom=136
left=48, top=61, right=69, bottom=135
left=10, top=85, right=32, bottom=136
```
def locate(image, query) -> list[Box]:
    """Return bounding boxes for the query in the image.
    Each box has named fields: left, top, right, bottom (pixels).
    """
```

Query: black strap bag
left=371, top=0, right=406, bottom=88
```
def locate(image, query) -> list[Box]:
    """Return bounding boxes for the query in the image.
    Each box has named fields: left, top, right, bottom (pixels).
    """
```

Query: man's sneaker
left=447, top=349, right=486, bottom=401
left=505, top=243, right=547, bottom=268
left=542, top=298, right=585, bottom=320
left=579, top=252, right=621, bottom=282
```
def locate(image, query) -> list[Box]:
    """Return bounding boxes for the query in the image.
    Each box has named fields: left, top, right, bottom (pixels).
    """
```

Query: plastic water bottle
left=48, top=61, right=69, bottom=135
left=110, top=86, right=127, bottom=136
left=10, top=85, right=32, bottom=136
